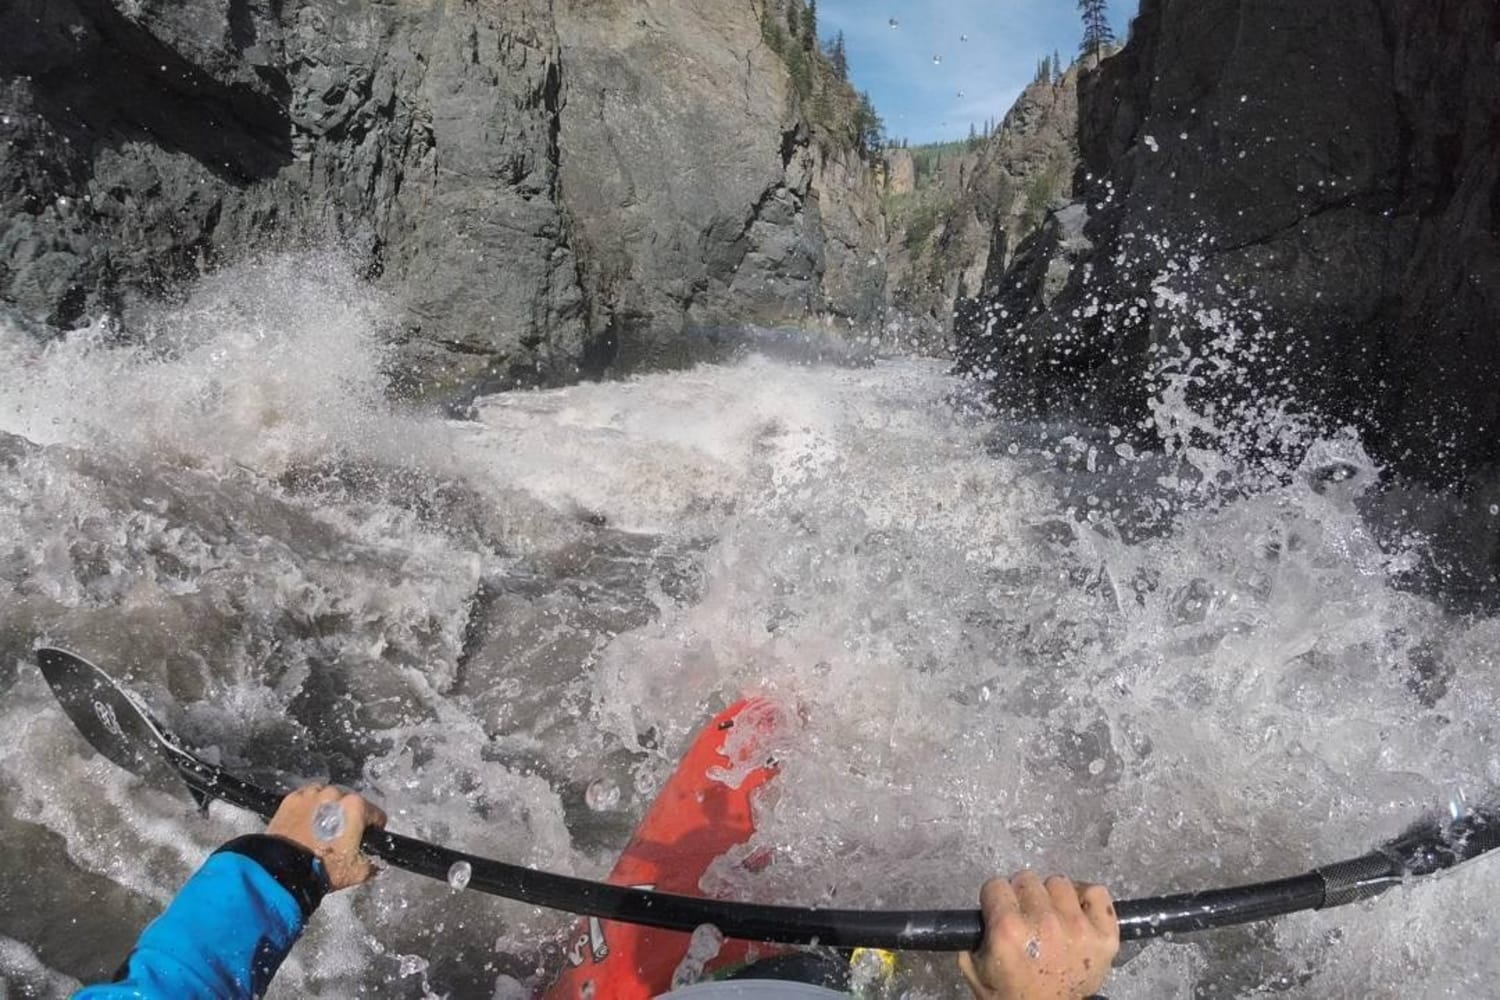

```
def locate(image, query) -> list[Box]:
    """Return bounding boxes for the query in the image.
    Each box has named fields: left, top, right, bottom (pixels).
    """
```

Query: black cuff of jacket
left=215, top=834, right=329, bottom=920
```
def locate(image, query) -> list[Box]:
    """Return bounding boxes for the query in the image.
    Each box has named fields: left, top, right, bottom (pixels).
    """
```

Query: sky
left=818, top=0, right=1141, bottom=145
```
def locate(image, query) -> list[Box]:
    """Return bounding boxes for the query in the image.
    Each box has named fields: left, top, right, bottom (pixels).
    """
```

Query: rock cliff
left=884, top=66, right=1080, bottom=351
left=0, top=0, right=888, bottom=392
left=553, top=0, right=885, bottom=370
left=960, top=0, right=1500, bottom=605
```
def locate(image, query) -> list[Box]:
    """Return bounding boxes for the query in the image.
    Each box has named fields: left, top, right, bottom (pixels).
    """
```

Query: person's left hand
left=266, top=784, right=387, bottom=891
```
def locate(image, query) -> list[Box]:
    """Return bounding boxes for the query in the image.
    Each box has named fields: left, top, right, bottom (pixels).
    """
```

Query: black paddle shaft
left=35, top=647, right=1500, bottom=948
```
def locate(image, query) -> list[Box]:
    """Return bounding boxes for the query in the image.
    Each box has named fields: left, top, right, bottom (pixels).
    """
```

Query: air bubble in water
left=312, top=800, right=345, bottom=841
left=586, top=778, right=622, bottom=811
left=1489, top=504, right=1498, bottom=516
left=1449, top=787, right=1469, bottom=823
left=396, top=954, right=429, bottom=978
left=850, top=948, right=896, bottom=992
left=447, top=860, right=472, bottom=891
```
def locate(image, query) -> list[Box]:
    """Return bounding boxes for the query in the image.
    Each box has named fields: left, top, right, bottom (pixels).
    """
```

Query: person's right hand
left=958, top=871, right=1119, bottom=1000
left=265, top=784, right=387, bottom=891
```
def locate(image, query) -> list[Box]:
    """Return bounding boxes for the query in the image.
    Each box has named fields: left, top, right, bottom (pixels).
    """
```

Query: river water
left=1, top=255, right=1498, bottom=998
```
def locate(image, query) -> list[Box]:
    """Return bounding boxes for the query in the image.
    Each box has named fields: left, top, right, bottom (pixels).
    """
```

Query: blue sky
left=818, top=0, right=1140, bottom=145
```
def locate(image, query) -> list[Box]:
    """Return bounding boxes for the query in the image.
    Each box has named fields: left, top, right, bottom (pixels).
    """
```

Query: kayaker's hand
left=959, top=871, right=1119, bottom=1000
left=266, top=784, right=388, bottom=891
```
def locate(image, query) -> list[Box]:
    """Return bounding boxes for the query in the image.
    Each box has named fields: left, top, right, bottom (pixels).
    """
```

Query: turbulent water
left=2, top=255, right=1498, bottom=999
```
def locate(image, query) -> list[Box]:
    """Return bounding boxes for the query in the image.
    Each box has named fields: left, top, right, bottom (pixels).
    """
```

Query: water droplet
left=1449, top=787, right=1469, bottom=823
left=887, top=17, right=898, bottom=29
left=932, top=54, right=943, bottom=65
left=1088, top=758, right=1106, bottom=776
left=850, top=948, right=896, bottom=991
left=1025, top=937, right=1041, bottom=959
left=671, top=924, right=725, bottom=990
left=586, top=778, right=621, bottom=812
left=447, top=860, right=472, bottom=890
left=960, top=33, right=969, bottom=42
left=1489, top=504, right=1498, bottom=516
left=312, top=800, right=345, bottom=842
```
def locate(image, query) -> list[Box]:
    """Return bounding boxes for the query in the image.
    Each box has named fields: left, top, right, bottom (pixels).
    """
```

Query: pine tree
left=786, top=0, right=799, bottom=39
left=802, top=0, right=817, bottom=50
left=1078, top=0, right=1115, bottom=60
left=1052, top=49, right=1063, bottom=82
left=853, top=90, right=885, bottom=158
left=787, top=42, right=812, bottom=99
left=825, top=31, right=849, bottom=82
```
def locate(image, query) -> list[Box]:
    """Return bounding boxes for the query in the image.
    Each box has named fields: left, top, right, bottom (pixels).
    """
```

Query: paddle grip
left=1316, top=854, right=1401, bottom=908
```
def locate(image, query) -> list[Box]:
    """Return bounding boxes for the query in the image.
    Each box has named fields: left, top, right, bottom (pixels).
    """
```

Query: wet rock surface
left=0, top=0, right=890, bottom=390
left=961, top=0, right=1500, bottom=605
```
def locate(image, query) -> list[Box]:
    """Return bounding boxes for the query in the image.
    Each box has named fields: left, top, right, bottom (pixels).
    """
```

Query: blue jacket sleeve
left=76, top=835, right=329, bottom=1000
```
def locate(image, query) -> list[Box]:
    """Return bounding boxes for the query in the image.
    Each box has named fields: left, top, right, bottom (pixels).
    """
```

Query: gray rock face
left=1, top=0, right=888, bottom=389
left=1, top=0, right=591, bottom=391
left=961, top=0, right=1500, bottom=605
left=553, top=0, right=883, bottom=369
left=886, top=68, right=1080, bottom=351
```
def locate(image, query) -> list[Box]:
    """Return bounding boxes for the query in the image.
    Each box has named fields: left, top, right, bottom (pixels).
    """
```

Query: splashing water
left=670, top=924, right=726, bottom=991
left=2, top=255, right=1499, bottom=998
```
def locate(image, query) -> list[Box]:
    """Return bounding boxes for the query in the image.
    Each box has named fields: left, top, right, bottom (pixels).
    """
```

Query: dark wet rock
left=1, top=0, right=588, bottom=392
left=0, top=0, right=890, bottom=390
left=960, top=0, right=1500, bottom=606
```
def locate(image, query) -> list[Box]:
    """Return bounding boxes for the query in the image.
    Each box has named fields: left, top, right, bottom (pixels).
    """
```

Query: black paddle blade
left=36, top=647, right=187, bottom=793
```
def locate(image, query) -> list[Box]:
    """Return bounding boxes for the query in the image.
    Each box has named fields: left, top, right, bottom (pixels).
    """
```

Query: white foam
left=3, top=254, right=1497, bottom=997
left=0, top=252, right=455, bottom=478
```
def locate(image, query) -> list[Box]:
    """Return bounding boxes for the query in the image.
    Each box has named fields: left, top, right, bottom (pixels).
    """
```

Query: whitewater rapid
left=2, top=256, right=1498, bottom=998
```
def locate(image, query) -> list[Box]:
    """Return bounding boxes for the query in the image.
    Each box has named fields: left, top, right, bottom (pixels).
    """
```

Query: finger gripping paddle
left=35, top=647, right=1500, bottom=948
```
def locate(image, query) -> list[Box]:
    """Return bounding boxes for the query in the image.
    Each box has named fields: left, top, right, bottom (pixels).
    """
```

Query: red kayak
left=546, top=699, right=786, bottom=999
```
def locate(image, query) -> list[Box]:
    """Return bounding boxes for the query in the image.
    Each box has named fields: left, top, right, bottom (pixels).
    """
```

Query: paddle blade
left=36, top=647, right=185, bottom=790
